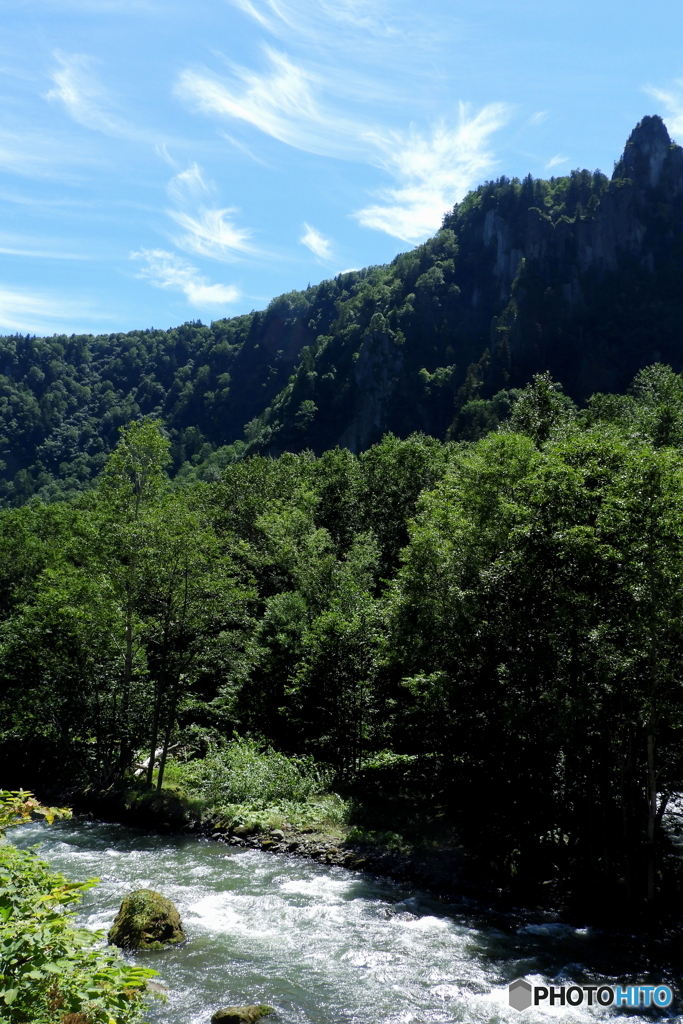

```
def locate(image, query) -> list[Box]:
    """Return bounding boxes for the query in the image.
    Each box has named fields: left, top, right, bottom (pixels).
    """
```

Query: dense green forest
left=3, top=116, right=683, bottom=507
left=4, top=364, right=683, bottom=919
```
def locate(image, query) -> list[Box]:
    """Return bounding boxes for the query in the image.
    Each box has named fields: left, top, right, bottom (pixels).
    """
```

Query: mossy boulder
left=108, top=889, right=185, bottom=950
left=211, top=1006, right=274, bottom=1023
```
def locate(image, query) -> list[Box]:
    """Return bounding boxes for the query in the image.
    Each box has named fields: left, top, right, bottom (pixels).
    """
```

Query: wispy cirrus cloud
left=47, top=51, right=165, bottom=143
left=300, top=223, right=332, bottom=259
left=169, top=207, right=254, bottom=260
left=178, top=49, right=509, bottom=242
left=546, top=154, right=569, bottom=170
left=7, top=1, right=169, bottom=11
left=132, top=248, right=240, bottom=306
left=167, top=163, right=213, bottom=204
left=219, top=131, right=271, bottom=165
left=176, top=50, right=340, bottom=156
left=166, top=163, right=255, bottom=261
left=0, top=127, right=94, bottom=181
left=227, top=0, right=283, bottom=31
left=356, top=103, right=510, bottom=241
left=0, top=233, right=90, bottom=259
left=223, top=0, right=441, bottom=62
left=0, top=285, right=101, bottom=333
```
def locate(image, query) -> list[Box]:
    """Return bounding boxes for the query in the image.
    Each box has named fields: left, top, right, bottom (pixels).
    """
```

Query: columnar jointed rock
left=107, top=889, right=185, bottom=950
left=211, top=1007, right=274, bottom=1023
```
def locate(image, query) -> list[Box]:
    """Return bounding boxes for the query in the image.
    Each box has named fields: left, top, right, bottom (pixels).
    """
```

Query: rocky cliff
left=246, top=115, right=683, bottom=455
left=2, top=116, right=683, bottom=503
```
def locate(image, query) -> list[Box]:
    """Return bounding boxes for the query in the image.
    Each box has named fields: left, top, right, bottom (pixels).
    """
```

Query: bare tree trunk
left=145, top=680, right=163, bottom=789
left=156, top=676, right=181, bottom=792
left=117, top=596, right=134, bottom=775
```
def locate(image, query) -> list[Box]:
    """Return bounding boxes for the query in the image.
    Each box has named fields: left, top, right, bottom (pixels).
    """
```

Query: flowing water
left=8, top=820, right=682, bottom=1024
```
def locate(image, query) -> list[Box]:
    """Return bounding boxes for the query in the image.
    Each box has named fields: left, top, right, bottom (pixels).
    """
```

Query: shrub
left=0, top=791, right=155, bottom=1023
left=169, top=739, right=332, bottom=808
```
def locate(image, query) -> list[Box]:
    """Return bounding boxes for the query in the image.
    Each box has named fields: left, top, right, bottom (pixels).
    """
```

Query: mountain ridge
left=2, top=114, right=683, bottom=505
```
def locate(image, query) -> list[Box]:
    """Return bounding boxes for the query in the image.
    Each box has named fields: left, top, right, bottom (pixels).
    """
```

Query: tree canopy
left=4, top=366, right=683, bottom=918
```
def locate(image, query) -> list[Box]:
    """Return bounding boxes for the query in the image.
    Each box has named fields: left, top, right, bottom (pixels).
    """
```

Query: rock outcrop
left=337, top=314, right=404, bottom=452
left=210, top=1006, right=274, bottom=1023
left=107, top=889, right=185, bottom=950
left=480, top=115, right=683, bottom=294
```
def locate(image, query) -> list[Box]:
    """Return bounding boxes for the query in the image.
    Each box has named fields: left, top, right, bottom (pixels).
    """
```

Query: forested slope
left=3, top=115, right=683, bottom=506
left=4, top=367, right=683, bottom=918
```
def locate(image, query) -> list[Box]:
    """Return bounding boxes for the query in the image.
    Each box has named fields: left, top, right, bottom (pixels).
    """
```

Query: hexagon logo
left=509, top=978, right=533, bottom=1011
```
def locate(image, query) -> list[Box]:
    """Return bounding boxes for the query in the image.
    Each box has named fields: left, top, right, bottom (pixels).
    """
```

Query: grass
left=155, top=739, right=350, bottom=838
left=208, top=793, right=349, bottom=840
left=149, top=739, right=429, bottom=852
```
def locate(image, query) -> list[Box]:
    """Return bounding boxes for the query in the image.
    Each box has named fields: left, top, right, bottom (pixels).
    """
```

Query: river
left=9, top=819, right=682, bottom=1024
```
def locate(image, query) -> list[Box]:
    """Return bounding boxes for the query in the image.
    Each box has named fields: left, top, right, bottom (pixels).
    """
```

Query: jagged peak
left=614, top=114, right=673, bottom=188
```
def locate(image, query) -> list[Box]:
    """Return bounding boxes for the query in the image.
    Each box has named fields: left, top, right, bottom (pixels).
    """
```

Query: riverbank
left=53, top=781, right=683, bottom=936
left=60, top=784, right=556, bottom=926
left=204, top=821, right=468, bottom=904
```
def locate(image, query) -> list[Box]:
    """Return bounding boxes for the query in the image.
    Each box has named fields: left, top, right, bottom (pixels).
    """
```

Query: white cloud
left=227, top=0, right=285, bottom=31
left=0, top=286, right=99, bottom=333
left=300, top=223, right=332, bottom=259
left=167, top=163, right=213, bottom=205
left=529, top=111, right=548, bottom=125
left=169, top=207, right=253, bottom=261
left=317, top=0, right=394, bottom=34
left=165, top=164, right=254, bottom=261
left=5, top=1, right=169, bottom=10
left=0, top=140, right=58, bottom=178
left=132, top=248, right=240, bottom=306
left=219, top=131, right=271, bottom=165
left=47, top=51, right=161, bottom=143
left=177, top=49, right=509, bottom=243
left=0, top=235, right=88, bottom=259
left=179, top=50, right=321, bottom=148
left=644, top=83, right=683, bottom=140
left=224, top=0, right=427, bottom=55
left=546, top=154, right=569, bottom=170
left=0, top=127, right=94, bottom=181
left=155, top=143, right=178, bottom=168
left=176, top=49, right=334, bottom=155
left=356, top=103, right=510, bottom=242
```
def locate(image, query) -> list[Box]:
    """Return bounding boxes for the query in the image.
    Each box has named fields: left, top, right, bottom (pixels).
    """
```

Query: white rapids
left=9, top=820, right=680, bottom=1024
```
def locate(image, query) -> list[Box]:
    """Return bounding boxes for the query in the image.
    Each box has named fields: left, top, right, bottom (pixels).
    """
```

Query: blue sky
left=1, top=0, right=683, bottom=336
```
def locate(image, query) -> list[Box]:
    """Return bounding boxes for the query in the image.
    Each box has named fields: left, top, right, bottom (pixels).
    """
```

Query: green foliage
left=168, top=739, right=331, bottom=808
left=0, top=792, right=71, bottom=833
left=0, top=811, right=154, bottom=1023
left=390, top=414, right=683, bottom=908
left=7, top=365, right=683, bottom=914
left=99, top=419, right=170, bottom=510
left=506, top=371, right=577, bottom=444
left=201, top=792, right=348, bottom=837
left=0, top=794, right=154, bottom=1021
left=0, top=424, right=254, bottom=790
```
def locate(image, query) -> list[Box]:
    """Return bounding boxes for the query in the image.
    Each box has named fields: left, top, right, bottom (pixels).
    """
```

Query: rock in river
left=108, top=888, right=185, bottom=949
left=211, top=1006, right=274, bottom=1023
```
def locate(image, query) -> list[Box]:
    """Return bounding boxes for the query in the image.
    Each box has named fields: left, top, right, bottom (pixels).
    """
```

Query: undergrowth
left=160, top=738, right=350, bottom=836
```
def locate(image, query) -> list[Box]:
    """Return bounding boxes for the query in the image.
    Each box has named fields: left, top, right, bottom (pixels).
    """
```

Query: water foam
left=8, top=821, right=678, bottom=1024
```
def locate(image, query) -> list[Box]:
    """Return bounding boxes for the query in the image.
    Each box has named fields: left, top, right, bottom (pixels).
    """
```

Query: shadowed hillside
left=2, top=115, right=683, bottom=505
